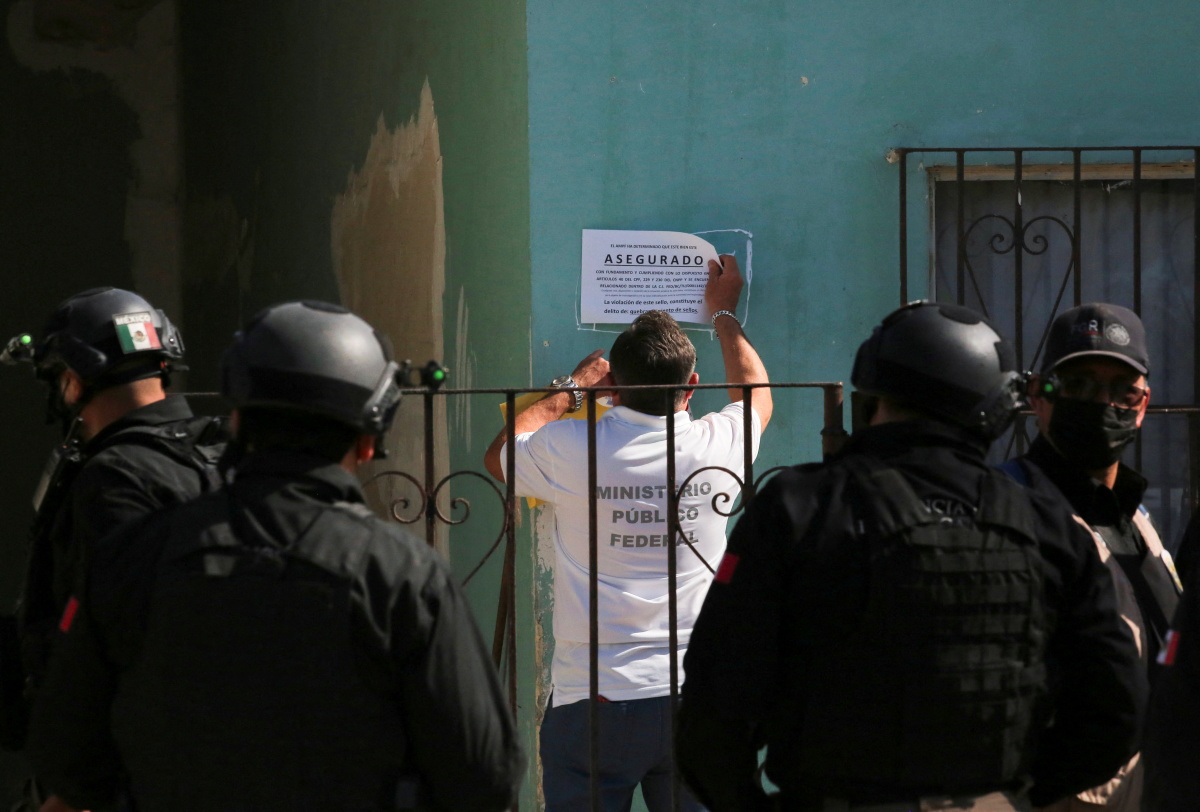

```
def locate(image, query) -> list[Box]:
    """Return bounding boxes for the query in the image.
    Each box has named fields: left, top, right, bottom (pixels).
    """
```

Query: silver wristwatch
left=550, top=374, right=584, bottom=413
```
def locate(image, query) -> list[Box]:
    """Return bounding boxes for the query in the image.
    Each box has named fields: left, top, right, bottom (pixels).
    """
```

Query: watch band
left=710, top=309, right=741, bottom=327
left=550, top=375, right=584, bottom=412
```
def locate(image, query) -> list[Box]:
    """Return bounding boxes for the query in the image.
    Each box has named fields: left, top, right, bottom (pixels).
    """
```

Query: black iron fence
left=189, top=363, right=1200, bottom=810
left=365, top=381, right=845, bottom=812
left=185, top=380, right=846, bottom=812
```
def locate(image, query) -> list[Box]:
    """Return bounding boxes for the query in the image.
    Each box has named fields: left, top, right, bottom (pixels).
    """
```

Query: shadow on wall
left=31, top=0, right=164, bottom=50
left=7, top=0, right=183, bottom=321
left=1, top=0, right=176, bottom=806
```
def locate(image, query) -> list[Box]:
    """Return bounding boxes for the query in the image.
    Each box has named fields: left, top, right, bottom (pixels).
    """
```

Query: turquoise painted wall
left=527, top=1, right=1200, bottom=472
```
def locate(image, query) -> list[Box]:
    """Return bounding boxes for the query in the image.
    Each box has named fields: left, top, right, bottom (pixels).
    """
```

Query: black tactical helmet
left=851, top=301, right=1025, bottom=440
left=221, top=301, right=402, bottom=435
left=32, top=287, right=184, bottom=386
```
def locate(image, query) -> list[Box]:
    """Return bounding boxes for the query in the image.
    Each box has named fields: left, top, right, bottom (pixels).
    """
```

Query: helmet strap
left=46, top=373, right=86, bottom=434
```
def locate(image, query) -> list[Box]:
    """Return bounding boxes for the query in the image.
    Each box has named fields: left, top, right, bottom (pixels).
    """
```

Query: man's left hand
left=570, top=349, right=614, bottom=394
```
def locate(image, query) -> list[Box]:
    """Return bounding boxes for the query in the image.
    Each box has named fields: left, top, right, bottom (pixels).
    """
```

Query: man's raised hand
left=704, top=255, right=744, bottom=321
left=571, top=349, right=614, bottom=393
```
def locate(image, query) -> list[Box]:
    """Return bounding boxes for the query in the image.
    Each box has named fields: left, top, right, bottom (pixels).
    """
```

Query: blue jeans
left=540, top=696, right=706, bottom=812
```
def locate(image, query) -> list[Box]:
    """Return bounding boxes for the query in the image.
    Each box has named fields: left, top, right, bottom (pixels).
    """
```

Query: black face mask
left=1048, top=397, right=1140, bottom=470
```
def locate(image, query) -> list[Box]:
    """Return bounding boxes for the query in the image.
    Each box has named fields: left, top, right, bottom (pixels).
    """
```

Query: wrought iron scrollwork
left=433, top=471, right=510, bottom=585
left=675, top=465, right=745, bottom=518
left=430, top=470, right=506, bottom=527
left=363, top=467, right=512, bottom=586
left=368, top=454, right=797, bottom=584
left=963, top=213, right=1074, bottom=259
left=962, top=213, right=1075, bottom=323
left=962, top=211, right=1076, bottom=460
left=669, top=465, right=750, bottom=574
left=362, top=470, right=427, bottom=524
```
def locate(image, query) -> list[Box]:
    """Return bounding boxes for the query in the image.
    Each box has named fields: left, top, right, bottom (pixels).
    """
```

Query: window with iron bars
left=894, top=146, right=1200, bottom=548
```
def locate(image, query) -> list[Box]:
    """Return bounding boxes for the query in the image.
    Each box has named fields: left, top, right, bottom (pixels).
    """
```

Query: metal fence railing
left=363, top=381, right=845, bottom=812
left=192, top=369, right=1200, bottom=810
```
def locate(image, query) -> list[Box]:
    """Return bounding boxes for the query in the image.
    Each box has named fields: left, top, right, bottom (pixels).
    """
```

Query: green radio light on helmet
left=420, top=360, right=448, bottom=391
left=2, top=332, right=36, bottom=366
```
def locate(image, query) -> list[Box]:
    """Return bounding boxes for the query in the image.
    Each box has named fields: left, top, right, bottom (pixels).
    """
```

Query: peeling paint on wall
left=331, top=79, right=449, bottom=555
left=7, top=0, right=182, bottom=321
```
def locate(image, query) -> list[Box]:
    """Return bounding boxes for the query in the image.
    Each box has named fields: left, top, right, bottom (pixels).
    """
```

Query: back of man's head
left=609, top=310, right=696, bottom=415
left=236, top=408, right=361, bottom=462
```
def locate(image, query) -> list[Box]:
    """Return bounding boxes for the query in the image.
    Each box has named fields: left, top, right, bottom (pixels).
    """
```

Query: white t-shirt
left=506, top=401, right=761, bottom=705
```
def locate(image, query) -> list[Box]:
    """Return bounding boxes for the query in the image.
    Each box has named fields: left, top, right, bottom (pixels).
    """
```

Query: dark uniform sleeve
left=678, top=470, right=812, bottom=811
left=1144, top=562, right=1200, bottom=811
left=26, top=579, right=127, bottom=808
left=27, top=513, right=166, bottom=810
left=382, top=545, right=525, bottom=811
left=1028, top=510, right=1148, bottom=807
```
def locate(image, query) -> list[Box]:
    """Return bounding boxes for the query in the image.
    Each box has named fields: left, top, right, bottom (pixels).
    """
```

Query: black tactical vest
left=794, top=457, right=1048, bottom=792
left=110, top=498, right=410, bottom=812
left=3, top=415, right=227, bottom=752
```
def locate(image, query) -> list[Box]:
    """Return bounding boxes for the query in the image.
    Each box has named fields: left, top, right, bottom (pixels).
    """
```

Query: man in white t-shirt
left=485, top=255, right=772, bottom=812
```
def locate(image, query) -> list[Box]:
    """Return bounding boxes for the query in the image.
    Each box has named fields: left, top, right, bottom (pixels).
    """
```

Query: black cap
left=1042, top=303, right=1149, bottom=376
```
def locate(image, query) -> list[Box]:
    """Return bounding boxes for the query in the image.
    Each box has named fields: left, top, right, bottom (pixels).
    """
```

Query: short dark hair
left=237, top=408, right=361, bottom=462
left=609, top=310, right=696, bottom=415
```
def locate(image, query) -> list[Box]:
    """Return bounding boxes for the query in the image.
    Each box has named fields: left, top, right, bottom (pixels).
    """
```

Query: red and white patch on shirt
left=1158, top=629, right=1181, bottom=666
left=59, top=596, right=80, bottom=633
left=715, top=552, right=740, bottom=584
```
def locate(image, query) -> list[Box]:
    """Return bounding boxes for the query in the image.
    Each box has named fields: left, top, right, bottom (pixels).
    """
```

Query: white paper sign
left=580, top=230, right=719, bottom=324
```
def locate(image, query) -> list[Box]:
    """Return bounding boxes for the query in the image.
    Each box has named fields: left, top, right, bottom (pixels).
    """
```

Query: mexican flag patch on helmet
left=113, top=312, right=162, bottom=353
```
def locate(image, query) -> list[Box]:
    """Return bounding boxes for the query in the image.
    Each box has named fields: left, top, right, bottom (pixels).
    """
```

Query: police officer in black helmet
left=25, top=301, right=524, bottom=812
left=0, top=287, right=224, bottom=758
left=676, top=302, right=1146, bottom=812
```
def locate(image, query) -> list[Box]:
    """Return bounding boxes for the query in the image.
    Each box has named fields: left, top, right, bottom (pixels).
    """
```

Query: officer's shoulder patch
left=59, top=596, right=80, bottom=633
left=1159, top=629, right=1181, bottom=666
left=714, top=552, right=740, bottom=584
